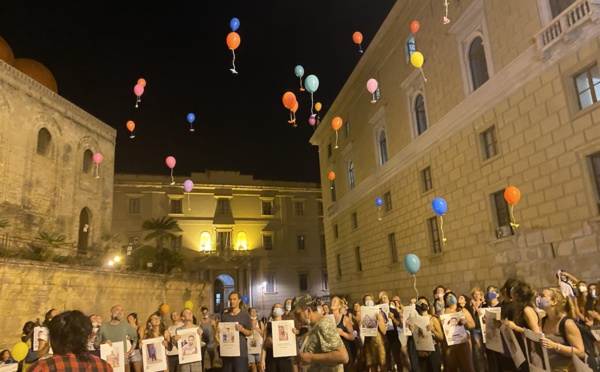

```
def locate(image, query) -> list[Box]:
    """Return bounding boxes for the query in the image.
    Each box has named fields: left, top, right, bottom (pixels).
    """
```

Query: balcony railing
left=535, top=0, right=600, bottom=57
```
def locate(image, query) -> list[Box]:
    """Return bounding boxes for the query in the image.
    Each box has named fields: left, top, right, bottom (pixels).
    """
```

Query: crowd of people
left=5, top=271, right=600, bottom=372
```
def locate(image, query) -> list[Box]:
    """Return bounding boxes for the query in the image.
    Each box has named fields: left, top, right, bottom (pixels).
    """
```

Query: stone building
left=0, top=36, right=116, bottom=253
left=311, top=0, right=600, bottom=300
left=113, top=171, right=327, bottom=316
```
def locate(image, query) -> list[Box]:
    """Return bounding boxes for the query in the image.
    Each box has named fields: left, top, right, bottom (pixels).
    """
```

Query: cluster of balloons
left=134, top=78, right=146, bottom=108
left=282, top=92, right=298, bottom=126
left=227, top=18, right=241, bottom=74
left=408, top=21, right=427, bottom=82
left=352, top=31, right=364, bottom=53
left=166, top=156, right=176, bottom=185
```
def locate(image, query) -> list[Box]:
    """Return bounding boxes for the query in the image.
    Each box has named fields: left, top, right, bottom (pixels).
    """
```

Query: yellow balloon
left=410, top=51, right=424, bottom=68
left=184, top=300, right=193, bottom=310
left=11, top=341, right=28, bottom=362
left=315, top=102, right=322, bottom=112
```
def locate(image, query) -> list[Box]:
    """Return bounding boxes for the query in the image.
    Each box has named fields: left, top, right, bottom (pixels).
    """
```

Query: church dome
left=12, top=58, right=58, bottom=93
left=0, top=36, right=14, bottom=65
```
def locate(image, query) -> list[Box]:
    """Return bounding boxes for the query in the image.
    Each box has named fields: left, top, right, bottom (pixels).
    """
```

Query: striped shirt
left=28, top=353, right=113, bottom=372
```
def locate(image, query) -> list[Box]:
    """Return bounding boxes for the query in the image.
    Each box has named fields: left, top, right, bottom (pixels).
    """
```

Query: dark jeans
left=222, top=356, right=248, bottom=372
left=167, top=355, right=179, bottom=372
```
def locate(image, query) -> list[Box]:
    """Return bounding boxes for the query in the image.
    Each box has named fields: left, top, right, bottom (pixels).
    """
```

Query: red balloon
left=352, top=32, right=363, bottom=45
left=282, top=92, right=296, bottom=110
left=410, top=20, right=420, bottom=34
left=92, top=153, right=103, bottom=164
left=504, top=186, right=521, bottom=205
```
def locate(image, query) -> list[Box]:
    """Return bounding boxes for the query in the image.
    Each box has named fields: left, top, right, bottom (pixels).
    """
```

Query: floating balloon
left=230, top=17, right=240, bottom=32
left=410, top=51, right=427, bottom=82
left=295, top=65, right=305, bottom=91
left=305, top=75, right=319, bottom=115
left=241, top=295, right=250, bottom=304
left=92, top=153, right=103, bottom=164
left=504, top=186, right=521, bottom=228
left=160, top=304, right=170, bottom=315
left=290, top=101, right=298, bottom=127
left=375, top=197, right=383, bottom=207
left=126, top=120, right=135, bottom=138
left=410, top=20, right=420, bottom=34
left=431, top=197, right=447, bottom=216
left=308, top=116, right=316, bottom=126
left=187, top=113, right=196, bottom=132
left=352, top=31, right=364, bottom=53
left=137, top=78, right=147, bottom=88
left=134, top=83, right=144, bottom=108
left=166, top=156, right=176, bottom=185
left=404, top=254, right=421, bottom=275
left=227, top=32, right=241, bottom=74
left=183, top=180, right=194, bottom=193
left=366, top=78, right=379, bottom=103
left=11, top=342, right=28, bottom=362
left=184, top=300, right=194, bottom=310
left=332, top=117, right=343, bottom=148
left=315, top=102, right=322, bottom=112
left=282, top=92, right=296, bottom=109
left=328, top=171, right=335, bottom=181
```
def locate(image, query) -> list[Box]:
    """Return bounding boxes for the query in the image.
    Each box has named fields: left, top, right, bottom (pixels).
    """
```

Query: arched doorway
left=77, top=208, right=91, bottom=254
left=214, top=274, right=235, bottom=315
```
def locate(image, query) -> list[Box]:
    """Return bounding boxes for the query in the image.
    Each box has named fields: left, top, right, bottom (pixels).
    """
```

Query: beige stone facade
left=113, top=171, right=327, bottom=316
left=311, top=0, right=600, bottom=301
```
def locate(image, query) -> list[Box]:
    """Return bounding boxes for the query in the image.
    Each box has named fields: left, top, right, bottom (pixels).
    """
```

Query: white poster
left=360, top=306, right=380, bottom=337
left=402, top=305, right=419, bottom=336
left=272, top=320, right=297, bottom=358
left=440, top=312, right=468, bottom=346
left=141, top=337, right=168, bottom=372
left=524, top=329, right=551, bottom=372
left=33, top=326, right=45, bottom=352
left=0, top=364, right=18, bottom=372
left=218, top=322, right=240, bottom=357
left=247, top=328, right=263, bottom=355
left=177, top=327, right=202, bottom=364
left=500, top=324, right=526, bottom=368
left=484, top=310, right=503, bottom=353
left=407, top=315, right=435, bottom=352
left=376, top=303, right=394, bottom=331
left=101, top=342, right=125, bottom=372
left=478, top=307, right=501, bottom=343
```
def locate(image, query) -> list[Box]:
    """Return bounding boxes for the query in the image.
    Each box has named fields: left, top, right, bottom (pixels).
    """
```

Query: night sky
left=0, top=1, right=395, bottom=183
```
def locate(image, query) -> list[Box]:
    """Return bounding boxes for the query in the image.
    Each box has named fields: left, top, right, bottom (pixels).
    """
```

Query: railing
left=535, top=0, right=599, bottom=56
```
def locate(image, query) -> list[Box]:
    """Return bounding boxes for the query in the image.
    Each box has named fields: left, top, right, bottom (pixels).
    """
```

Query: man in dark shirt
left=220, top=291, right=253, bottom=372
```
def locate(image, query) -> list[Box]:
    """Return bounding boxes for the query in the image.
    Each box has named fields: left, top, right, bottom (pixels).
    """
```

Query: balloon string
left=420, top=68, right=428, bottom=82
left=170, top=168, right=175, bottom=185
left=95, top=164, right=99, bottom=179
left=310, top=93, right=314, bottom=116
left=335, top=131, right=339, bottom=149
left=444, top=0, right=451, bottom=24
left=135, top=96, right=139, bottom=108
left=509, top=204, right=519, bottom=229
left=293, top=112, right=296, bottom=128
left=439, top=215, right=447, bottom=244
left=231, top=49, right=237, bottom=73
left=413, top=274, right=419, bottom=298
left=187, top=194, right=191, bottom=211
left=359, top=44, right=363, bottom=54
left=378, top=207, right=382, bottom=221
left=299, top=77, right=304, bottom=91
left=371, top=93, right=376, bottom=103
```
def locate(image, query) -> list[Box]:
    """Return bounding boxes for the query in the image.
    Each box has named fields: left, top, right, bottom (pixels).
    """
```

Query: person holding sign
left=220, top=291, right=253, bottom=372
left=440, top=292, right=476, bottom=372
left=262, top=303, right=294, bottom=372
left=173, top=308, right=203, bottom=372
left=412, top=297, right=443, bottom=371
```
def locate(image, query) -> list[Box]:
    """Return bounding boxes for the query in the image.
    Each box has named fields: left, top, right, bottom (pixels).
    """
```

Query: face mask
left=390, top=304, right=395, bottom=309
left=285, top=305, right=291, bottom=311
left=92, top=322, right=99, bottom=327
left=273, top=308, right=284, bottom=317
left=203, top=315, right=209, bottom=319
left=317, top=308, right=323, bottom=314
left=539, top=298, right=551, bottom=310
left=592, top=290, right=597, bottom=298
left=365, top=300, right=374, bottom=306
left=447, top=297, right=457, bottom=305
left=579, top=286, right=588, bottom=293
left=251, top=316, right=257, bottom=320
left=560, top=276, right=568, bottom=282
left=487, top=292, right=497, bottom=300
left=436, top=293, right=444, bottom=299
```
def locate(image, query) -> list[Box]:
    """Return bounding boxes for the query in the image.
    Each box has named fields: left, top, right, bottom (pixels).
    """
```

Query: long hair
left=547, top=287, right=576, bottom=319
left=144, top=312, right=167, bottom=339
left=501, top=278, right=520, bottom=301
left=21, top=321, right=35, bottom=342
left=43, top=309, right=56, bottom=327
left=512, top=281, right=535, bottom=326
left=49, top=310, right=92, bottom=357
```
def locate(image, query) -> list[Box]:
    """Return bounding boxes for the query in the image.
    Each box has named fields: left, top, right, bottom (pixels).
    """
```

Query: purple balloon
left=183, top=180, right=194, bottom=193
left=308, top=116, right=316, bottom=126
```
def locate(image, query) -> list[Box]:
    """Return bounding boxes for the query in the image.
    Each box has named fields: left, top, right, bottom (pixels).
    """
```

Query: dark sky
left=1, top=1, right=395, bottom=183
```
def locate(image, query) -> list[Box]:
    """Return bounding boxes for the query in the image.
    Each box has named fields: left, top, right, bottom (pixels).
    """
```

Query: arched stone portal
left=213, top=274, right=235, bottom=314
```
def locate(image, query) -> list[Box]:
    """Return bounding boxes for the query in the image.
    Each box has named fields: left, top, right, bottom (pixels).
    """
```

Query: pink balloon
left=165, top=156, right=176, bottom=169
left=366, top=78, right=378, bottom=94
left=92, top=152, right=103, bottom=164
left=308, top=116, right=316, bottom=126
left=183, top=179, right=194, bottom=192
left=134, top=84, right=144, bottom=97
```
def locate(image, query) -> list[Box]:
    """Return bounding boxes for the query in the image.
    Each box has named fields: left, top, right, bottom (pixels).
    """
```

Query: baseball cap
left=292, top=294, right=317, bottom=311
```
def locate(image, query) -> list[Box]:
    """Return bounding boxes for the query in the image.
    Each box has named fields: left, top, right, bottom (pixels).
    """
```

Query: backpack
left=558, top=317, right=600, bottom=372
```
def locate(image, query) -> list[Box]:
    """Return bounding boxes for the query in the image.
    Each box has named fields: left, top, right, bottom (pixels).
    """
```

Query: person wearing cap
left=293, top=294, right=348, bottom=371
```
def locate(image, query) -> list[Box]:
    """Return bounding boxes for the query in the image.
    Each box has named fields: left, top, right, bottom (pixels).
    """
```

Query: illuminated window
left=200, top=231, right=212, bottom=251
left=236, top=231, right=247, bottom=250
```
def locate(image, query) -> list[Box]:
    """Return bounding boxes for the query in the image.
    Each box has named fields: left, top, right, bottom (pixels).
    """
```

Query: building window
left=261, top=200, right=273, bottom=215
left=327, top=142, right=332, bottom=158
left=320, top=234, right=326, bottom=252
left=216, top=199, right=230, bottom=215
left=351, top=212, right=358, bottom=229
left=406, top=34, right=416, bottom=61
left=336, top=254, right=342, bottom=277
left=481, top=126, right=499, bottom=160
left=388, top=233, right=398, bottom=263
left=236, top=231, right=248, bottom=250
left=333, top=224, right=339, bottom=239
left=170, top=199, right=182, bottom=214
left=263, top=234, right=273, bottom=250
left=427, top=217, right=442, bottom=254
left=297, top=234, right=306, bottom=250
left=355, top=246, right=362, bottom=272
left=378, top=130, right=388, bottom=165
left=574, top=64, right=600, bottom=110
left=317, top=201, right=324, bottom=216
left=128, top=198, right=140, bottom=214
left=468, top=36, right=489, bottom=91
left=294, top=201, right=305, bottom=216
left=322, top=271, right=329, bottom=290
left=82, top=149, right=94, bottom=174
left=415, top=94, right=427, bottom=135
left=383, top=192, right=393, bottom=212
left=330, top=179, right=337, bottom=202
left=348, top=160, right=355, bottom=190
left=345, top=121, right=351, bottom=137
left=492, top=190, right=513, bottom=232
left=299, top=273, right=308, bottom=291
left=549, top=0, right=576, bottom=19
left=265, top=274, right=276, bottom=293
left=200, top=231, right=211, bottom=251
left=216, top=231, right=231, bottom=250
left=170, top=236, right=182, bottom=252
left=421, top=167, right=433, bottom=192
left=36, top=128, right=52, bottom=156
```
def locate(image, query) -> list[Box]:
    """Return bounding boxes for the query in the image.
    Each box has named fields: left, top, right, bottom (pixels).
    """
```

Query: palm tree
left=141, top=216, right=181, bottom=251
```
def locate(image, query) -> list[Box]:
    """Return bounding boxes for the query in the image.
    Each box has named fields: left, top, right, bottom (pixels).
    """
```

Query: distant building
left=113, top=171, right=327, bottom=315
left=310, top=0, right=600, bottom=300
left=0, top=36, right=116, bottom=253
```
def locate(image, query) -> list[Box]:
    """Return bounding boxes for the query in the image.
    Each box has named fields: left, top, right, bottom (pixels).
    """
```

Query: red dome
left=0, top=36, right=14, bottom=65
left=12, top=58, right=57, bottom=93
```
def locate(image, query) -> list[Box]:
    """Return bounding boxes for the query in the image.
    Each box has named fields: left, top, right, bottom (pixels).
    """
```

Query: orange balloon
left=126, top=120, right=135, bottom=132
left=291, top=101, right=298, bottom=113
left=352, top=32, right=363, bottom=45
left=282, top=92, right=296, bottom=109
left=504, top=186, right=521, bottom=205
left=137, top=78, right=146, bottom=88
left=227, top=32, right=241, bottom=50
left=332, top=117, right=343, bottom=131
left=410, top=20, right=420, bottom=34
left=160, top=304, right=170, bottom=315
left=328, top=171, right=335, bottom=181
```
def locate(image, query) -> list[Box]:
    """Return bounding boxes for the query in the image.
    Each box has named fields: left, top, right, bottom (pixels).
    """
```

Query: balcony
left=535, top=0, right=600, bottom=59
left=196, top=244, right=250, bottom=263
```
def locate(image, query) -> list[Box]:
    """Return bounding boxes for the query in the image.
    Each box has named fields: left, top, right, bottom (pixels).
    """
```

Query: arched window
left=379, top=130, right=388, bottom=165
left=415, top=94, right=427, bottom=135
left=236, top=231, right=248, bottom=250
left=36, top=128, right=52, bottom=156
left=348, top=160, right=355, bottom=190
left=200, top=231, right=212, bottom=251
left=82, top=149, right=94, bottom=174
left=468, top=37, right=489, bottom=91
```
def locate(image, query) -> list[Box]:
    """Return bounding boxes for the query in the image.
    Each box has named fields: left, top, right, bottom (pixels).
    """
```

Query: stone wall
left=0, top=259, right=210, bottom=350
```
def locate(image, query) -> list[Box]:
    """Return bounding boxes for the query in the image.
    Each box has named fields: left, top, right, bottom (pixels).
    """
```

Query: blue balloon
left=241, top=295, right=249, bottom=303
left=294, top=65, right=304, bottom=78
left=230, top=17, right=240, bottom=32
left=375, top=197, right=383, bottom=207
left=431, top=197, right=447, bottom=215
left=404, top=254, right=421, bottom=275
left=187, top=113, right=195, bottom=123
left=304, top=75, right=319, bottom=93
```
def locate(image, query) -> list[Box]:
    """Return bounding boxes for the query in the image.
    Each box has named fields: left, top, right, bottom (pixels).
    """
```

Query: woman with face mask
left=440, top=292, right=476, bottom=372
left=411, top=296, right=443, bottom=372
left=261, top=303, right=293, bottom=372
left=362, top=294, right=387, bottom=372
left=282, top=299, right=293, bottom=320
left=574, top=281, right=594, bottom=325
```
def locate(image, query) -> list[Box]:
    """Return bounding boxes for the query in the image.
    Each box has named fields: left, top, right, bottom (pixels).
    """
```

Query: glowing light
left=108, top=260, right=114, bottom=266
